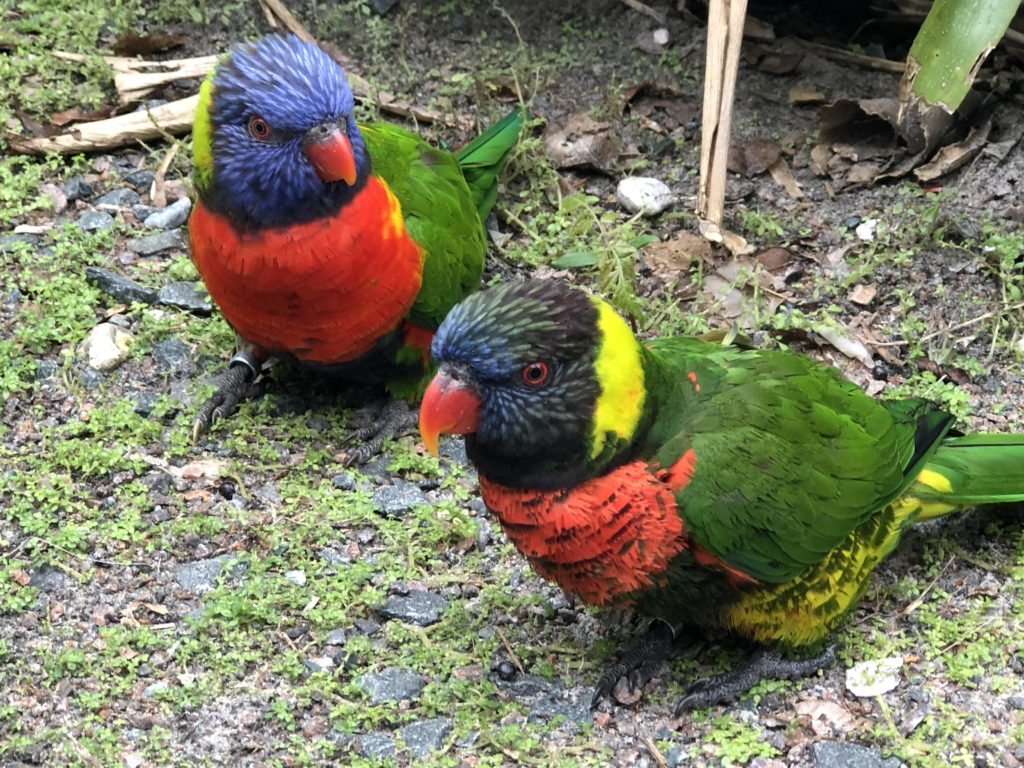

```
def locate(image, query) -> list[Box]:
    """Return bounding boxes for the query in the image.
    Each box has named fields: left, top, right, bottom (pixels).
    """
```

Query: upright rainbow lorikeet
left=419, top=279, right=1024, bottom=711
left=188, top=34, right=523, bottom=460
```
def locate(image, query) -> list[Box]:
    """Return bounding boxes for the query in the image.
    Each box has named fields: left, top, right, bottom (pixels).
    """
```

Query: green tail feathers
left=456, top=108, right=525, bottom=221
left=912, top=433, right=1024, bottom=507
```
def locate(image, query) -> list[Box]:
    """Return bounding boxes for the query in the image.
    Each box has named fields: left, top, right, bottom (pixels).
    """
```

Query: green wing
left=361, top=122, right=486, bottom=329
left=640, top=337, right=953, bottom=584
left=360, top=111, right=522, bottom=330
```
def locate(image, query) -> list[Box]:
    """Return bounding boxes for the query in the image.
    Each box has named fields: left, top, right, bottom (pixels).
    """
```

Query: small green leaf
left=551, top=251, right=598, bottom=269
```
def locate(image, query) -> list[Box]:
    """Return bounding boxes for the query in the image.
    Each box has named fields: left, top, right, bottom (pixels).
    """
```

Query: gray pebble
left=369, top=0, right=399, bottom=13
left=400, top=717, right=453, bottom=758
left=331, top=472, right=356, bottom=491
left=151, top=337, right=193, bottom=375
left=0, top=233, right=39, bottom=253
left=132, top=204, right=159, bottom=221
left=1007, top=695, right=1024, bottom=710
left=78, top=211, right=115, bottom=232
left=34, top=360, right=58, bottom=381
left=812, top=741, right=893, bottom=768
left=64, top=175, right=93, bottom=201
left=325, top=628, right=347, bottom=646
left=303, top=657, right=335, bottom=673
left=379, top=590, right=448, bottom=626
left=94, top=188, right=140, bottom=208
left=173, top=555, right=233, bottom=594
left=157, top=282, right=212, bottom=315
left=132, top=391, right=160, bottom=416
left=28, top=566, right=68, bottom=592
left=357, top=666, right=425, bottom=704
left=372, top=481, right=429, bottom=518
left=84, top=266, right=158, bottom=305
left=616, top=176, right=674, bottom=217
left=527, top=690, right=590, bottom=726
left=356, top=732, right=395, bottom=759
left=127, top=229, right=184, bottom=256
left=142, top=680, right=170, bottom=698
left=144, top=197, right=191, bottom=230
left=124, top=169, right=155, bottom=188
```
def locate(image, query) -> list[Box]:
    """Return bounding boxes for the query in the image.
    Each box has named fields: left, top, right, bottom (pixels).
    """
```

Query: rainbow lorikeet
left=188, top=34, right=523, bottom=460
left=419, top=279, right=1024, bottom=711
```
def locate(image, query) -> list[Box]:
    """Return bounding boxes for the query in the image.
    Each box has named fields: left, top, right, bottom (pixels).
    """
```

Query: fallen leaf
left=914, top=119, right=992, bottom=182
left=794, top=698, right=858, bottom=737
left=542, top=114, right=620, bottom=173
left=178, top=458, right=228, bottom=482
left=768, top=156, right=804, bottom=199
left=728, top=138, right=782, bottom=177
left=846, top=656, right=903, bottom=697
left=789, top=87, right=826, bottom=105
left=756, top=247, right=791, bottom=271
left=50, top=106, right=114, bottom=126
left=112, top=31, right=185, bottom=57
left=10, top=569, right=30, bottom=586
left=849, top=284, right=878, bottom=306
left=644, top=231, right=714, bottom=282
left=145, top=602, right=169, bottom=615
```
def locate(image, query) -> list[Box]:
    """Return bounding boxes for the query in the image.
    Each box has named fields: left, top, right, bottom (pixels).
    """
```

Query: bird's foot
left=342, top=399, right=418, bottom=466
left=674, top=644, right=836, bottom=714
left=192, top=352, right=266, bottom=442
left=591, top=620, right=677, bottom=708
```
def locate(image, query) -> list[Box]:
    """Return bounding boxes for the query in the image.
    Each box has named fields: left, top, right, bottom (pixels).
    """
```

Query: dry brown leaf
left=10, top=569, right=31, bottom=587
left=112, top=31, right=185, bottom=57
left=644, top=231, right=712, bottom=282
left=728, top=137, right=782, bottom=177
left=768, top=156, right=804, bottom=199
left=789, top=87, right=826, bottom=105
left=756, top=246, right=791, bottom=271
left=178, top=458, right=229, bottom=482
left=542, top=114, right=620, bottom=172
left=914, top=119, right=992, bottom=182
left=794, top=698, right=859, bottom=737
left=849, top=284, right=878, bottom=306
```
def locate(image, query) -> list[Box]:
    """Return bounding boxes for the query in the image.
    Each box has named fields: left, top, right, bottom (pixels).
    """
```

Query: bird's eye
left=248, top=116, right=271, bottom=140
left=521, top=361, right=550, bottom=386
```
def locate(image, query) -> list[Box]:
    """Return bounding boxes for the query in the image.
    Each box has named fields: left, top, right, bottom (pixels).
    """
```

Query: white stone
left=653, top=28, right=670, bottom=45
left=855, top=218, right=878, bottom=241
left=285, top=569, right=307, bottom=586
left=80, top=323, right=133, bottom=372
left=845, top=656, right=903, bottom=697
left=617, top=176, right=675, bottom=217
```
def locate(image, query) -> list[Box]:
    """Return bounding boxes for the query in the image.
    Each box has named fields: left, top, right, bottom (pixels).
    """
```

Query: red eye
left=248, top=116, right=271, bottom=140
left=521, top=361, right=549, bottom=386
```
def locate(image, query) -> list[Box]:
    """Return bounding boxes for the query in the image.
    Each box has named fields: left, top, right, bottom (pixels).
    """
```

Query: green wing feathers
left=911, top=433, right=1024, bottom=507
left=361, top=111, right=523, bottom=330
left=455, top=107, right=525, bottom=221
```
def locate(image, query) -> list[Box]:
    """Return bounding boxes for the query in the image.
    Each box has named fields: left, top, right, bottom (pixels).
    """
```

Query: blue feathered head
left=192, top=34, right=370, bottom=229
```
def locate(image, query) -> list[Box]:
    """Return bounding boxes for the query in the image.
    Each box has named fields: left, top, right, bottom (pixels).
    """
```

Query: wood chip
left=849, top=284, right=878, bottom=306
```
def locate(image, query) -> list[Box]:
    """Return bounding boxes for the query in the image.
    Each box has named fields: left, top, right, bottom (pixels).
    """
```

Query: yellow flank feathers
left=192, top=72, right=217, bottom=192
left=380, top=182, right=406, bottom=241
left=914, top=468, right=954, bottom=494
left=589, top=299, right=645, bottom=458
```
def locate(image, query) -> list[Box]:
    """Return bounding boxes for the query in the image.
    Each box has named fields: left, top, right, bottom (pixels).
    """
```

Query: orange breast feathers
left=479, top=461, right=691, bottom=606
left=189, top=177, right=424, bottom=364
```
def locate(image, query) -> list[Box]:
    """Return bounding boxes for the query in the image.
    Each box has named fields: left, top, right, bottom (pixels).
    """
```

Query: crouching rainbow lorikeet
left=419, top=279, right=1024, bottom=712
left=188, top=34, right=523, bottom=461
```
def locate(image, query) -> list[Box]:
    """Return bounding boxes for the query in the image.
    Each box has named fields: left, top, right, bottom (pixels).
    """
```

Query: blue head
left=193, top=34, right=370, bottom=230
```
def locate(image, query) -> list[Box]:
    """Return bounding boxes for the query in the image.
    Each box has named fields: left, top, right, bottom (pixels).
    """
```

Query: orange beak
left=304, top=126, right=357, bottom=185
left=419, top=371, right=481, bottom=456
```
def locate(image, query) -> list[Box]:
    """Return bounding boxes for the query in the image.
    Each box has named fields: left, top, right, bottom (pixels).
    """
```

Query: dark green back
left=639, top=336, right=953, bottom=583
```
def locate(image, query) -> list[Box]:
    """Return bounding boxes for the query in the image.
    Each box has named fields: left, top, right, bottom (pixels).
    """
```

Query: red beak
left=419, top=371, right=481, bottom=456
left=304, top=126, right=357, bottom=185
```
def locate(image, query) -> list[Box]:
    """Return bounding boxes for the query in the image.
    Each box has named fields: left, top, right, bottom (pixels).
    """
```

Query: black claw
left=342, top=399, right=418, bottom=466
left=674, top=644, right=838, bottom=715
left=192, top=362, right=264, bottom=442
left=590, top=620, right=676, bottom=709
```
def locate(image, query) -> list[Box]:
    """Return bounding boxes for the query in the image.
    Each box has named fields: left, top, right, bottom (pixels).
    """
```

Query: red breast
left=189, top=177, right=423, bottom=364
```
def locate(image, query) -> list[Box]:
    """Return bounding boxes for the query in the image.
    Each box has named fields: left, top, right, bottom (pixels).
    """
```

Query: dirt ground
left=2, top=1, right=1024, bottom=766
